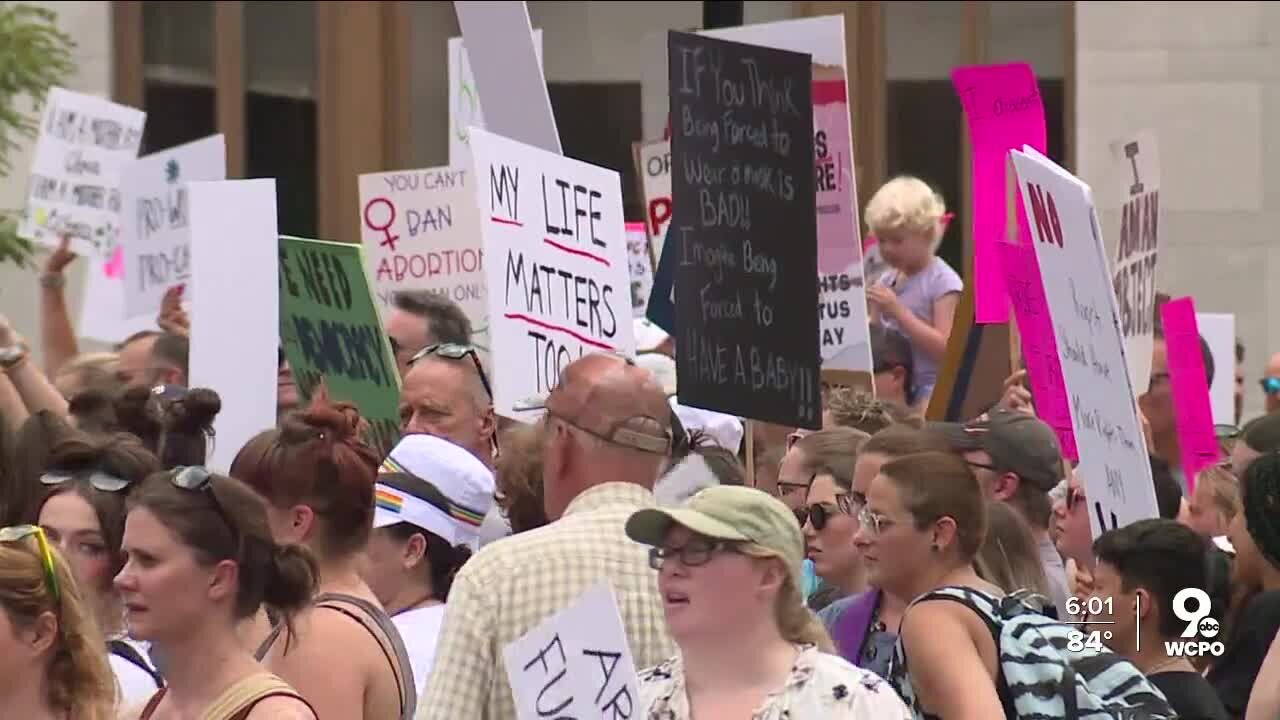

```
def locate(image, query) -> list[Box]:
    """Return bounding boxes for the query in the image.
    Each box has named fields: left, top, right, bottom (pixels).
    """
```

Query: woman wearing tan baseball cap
left=625, top=486, right=910, bottom=719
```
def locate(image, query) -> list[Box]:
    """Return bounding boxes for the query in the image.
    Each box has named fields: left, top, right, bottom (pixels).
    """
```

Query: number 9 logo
left=1172, top=588, right=1216, bottom=639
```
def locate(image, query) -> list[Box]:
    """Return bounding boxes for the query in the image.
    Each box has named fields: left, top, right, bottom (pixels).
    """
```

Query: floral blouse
left=637, top=644, right=912, bottom=719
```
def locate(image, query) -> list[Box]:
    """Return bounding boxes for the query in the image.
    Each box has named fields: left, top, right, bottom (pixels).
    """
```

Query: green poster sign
left=278, top=236, right=401, bottom=455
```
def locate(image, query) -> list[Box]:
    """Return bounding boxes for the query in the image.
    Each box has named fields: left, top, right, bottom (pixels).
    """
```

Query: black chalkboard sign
left=668, top=31, right=820, bottom=430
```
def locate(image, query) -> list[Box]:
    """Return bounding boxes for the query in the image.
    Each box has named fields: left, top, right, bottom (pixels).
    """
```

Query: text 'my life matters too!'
left=668, top=31, right=821, bottom=430
left=468, top=128, right=635, bottom=420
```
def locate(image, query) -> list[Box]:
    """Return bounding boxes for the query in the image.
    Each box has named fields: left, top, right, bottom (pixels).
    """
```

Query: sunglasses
left=648, top=540, right=739, bottom=570
left=1215, top=424, right=1241, bottom=441
left=0, top=525, right=60, bottom=603
left=409, top=344, right=493, bottom=399
left=40, top=470, right=131, bottom=493
left=1262, top=377, right=1280, bottom=396
left=796, top=494, right=855, bottom=531
left=170, top=466, right=238, bottom=545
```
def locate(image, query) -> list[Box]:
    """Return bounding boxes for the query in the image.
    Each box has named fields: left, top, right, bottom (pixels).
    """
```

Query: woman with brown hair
left=232, top=399, right=415, bottom=720
left=974, top=501, right=1053, bottom=605
left=118, top=467, right=318, bottom=720
left=627, top=486, right=910, bottom=719
left=30, top=431, right=164, bottom=707
left=493, top=421, right=549, bottom=534
left=0, top=524, right=117, bottom=720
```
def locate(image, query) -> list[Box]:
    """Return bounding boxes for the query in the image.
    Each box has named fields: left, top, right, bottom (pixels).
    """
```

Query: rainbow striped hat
left=374, top=434, right=495, bottom=548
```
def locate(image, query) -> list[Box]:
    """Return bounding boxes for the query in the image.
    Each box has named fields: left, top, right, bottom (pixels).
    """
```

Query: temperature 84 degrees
left=1066, top=627, right=1114, bottom=653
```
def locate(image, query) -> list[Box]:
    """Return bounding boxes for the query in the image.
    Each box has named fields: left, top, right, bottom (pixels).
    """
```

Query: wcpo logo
left=1164, top=588, right=1224, bottom=658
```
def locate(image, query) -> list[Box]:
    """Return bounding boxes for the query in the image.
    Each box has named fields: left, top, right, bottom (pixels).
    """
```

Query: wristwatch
left=0, top=345, right=27, bottom=371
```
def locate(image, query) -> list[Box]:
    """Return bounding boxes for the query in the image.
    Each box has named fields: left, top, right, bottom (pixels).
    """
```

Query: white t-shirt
left=391, top=604, right=447, bottom=698
left=108, top=637, right=162, bottom=709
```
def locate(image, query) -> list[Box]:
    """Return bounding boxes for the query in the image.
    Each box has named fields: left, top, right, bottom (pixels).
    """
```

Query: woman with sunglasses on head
left=117, top=467, right=317, bottom=720
left=30, top=431, right=164, bottom=708
left=626, top=485, right=910, bottom=719
left=233, top=398, right=416, bottom=720
left=0, top=523, right=118, bottom=720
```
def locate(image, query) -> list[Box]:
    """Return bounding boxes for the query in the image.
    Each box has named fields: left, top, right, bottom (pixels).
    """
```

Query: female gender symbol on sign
left=363, top=197, right=400, bottom=252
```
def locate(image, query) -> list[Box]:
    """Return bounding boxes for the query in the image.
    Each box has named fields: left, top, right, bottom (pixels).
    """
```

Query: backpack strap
left=202, top=673, right=310, bottom=720
left=108, top=638, right=165, bottom=689
left=253, top=622, right=285, bottom=662
left=137, top=688, right=167, bottom=720
left=832, top=590, right=880, bottom=667
left=906, top=586, right=1018, bottom=718
left=314, top=593, right=417, bottom=720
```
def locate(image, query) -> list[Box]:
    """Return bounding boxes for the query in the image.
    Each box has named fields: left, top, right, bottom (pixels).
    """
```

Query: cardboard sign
left=121, top=134, right=227, bottom=317
left=503, top=583, right=639, bottom=720
left=993, top=239, right=1078, bottom=460
left=448, top=31, right=544, bottom=165
left=952, top=64, right=1047, bottom=324
left=668, top=31, right=821, bottom=429
left=454, top=1, right=560, bottom=155
left=625, top=222, right=653, bottom=317
left=1161, top=298, right=1221, bottom=492
left=1197, top=313, right=1236, bottom=426
left=20, top=87, right=147, bottom=257
left=468, top=128, right=634, bottom=419
left=640, top=139, right=676, bottom=332
left=1109, top=131, right=1160, bottom=396
left=278, top=236, right=402, bottom=455
left=188, top=180, right=278, bottom=472
left=702, top=16, right=871, bottom=377
left=1010, top=147, right=1157, bottom=538
left=357, top=166, right=489, bottom=352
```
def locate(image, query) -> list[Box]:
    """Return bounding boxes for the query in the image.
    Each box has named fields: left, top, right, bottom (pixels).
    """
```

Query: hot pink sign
left=1160, top=297, right=1220, bottom=492
left=993, top=239, right=1077, bottom=461
left=952, top=63, right=1047, bottom=325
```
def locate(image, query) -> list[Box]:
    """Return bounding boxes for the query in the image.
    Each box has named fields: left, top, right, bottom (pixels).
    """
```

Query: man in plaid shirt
left=418, top=353, right=677, bottom=719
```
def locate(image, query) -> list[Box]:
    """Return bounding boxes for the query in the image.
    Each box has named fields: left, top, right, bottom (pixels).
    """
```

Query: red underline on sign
left=503, top=313, right=615, bottom=351
left=543, top=238, right=611, bottom=267
left=491, top=216, right=523, bottom=227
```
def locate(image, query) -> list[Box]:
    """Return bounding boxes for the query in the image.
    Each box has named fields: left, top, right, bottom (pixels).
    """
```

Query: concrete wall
left=1076, top=0, right=1276, bottom=419
left=0, top=2, right=113, bottom=359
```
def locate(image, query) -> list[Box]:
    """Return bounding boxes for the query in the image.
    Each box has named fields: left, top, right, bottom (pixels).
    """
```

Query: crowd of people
left=0, top=174, right=1278, bottom=720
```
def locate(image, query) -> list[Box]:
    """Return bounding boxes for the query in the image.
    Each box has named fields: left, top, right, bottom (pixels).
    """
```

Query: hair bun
left=262, top=543, right=319, bottom=614
left=167, top=388, right=221, bottom=433
left=289, top=397, right=362, bottom=444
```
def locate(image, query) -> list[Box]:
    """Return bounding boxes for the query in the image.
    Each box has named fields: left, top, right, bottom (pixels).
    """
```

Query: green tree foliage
left=0, top=3, right=75, bottom=268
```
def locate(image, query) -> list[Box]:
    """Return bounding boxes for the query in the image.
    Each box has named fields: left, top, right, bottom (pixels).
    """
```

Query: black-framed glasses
left=774, top=481, right=809, bottom=500
left=409, top=343, right=492, bottom=399
left=1263, top=377, right=1280, bottom=396
left=0, top=525, right=60, bottom=603
left=796, top=495, right=854, bottom=532
left=170, top=466, right=238, bottom=544
left=648, top=540, right=739, bottom=570
left=40, top=470, right=131, bottom=493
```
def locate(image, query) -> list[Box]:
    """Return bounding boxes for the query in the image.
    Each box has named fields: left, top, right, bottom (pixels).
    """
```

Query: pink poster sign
left=952, top=63, right=1047, bottom=325
left=993, top=240, right=1077, bottom=461
left=1160, top=297, right=1221, bottom=492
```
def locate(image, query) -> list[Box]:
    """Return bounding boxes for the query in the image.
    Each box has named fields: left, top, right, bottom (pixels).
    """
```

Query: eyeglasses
left=648, top=540, right=739, bottom=570
left=169, top=466, right=238, bottom=547
left=0, top=525, right=60, bottom=603
left=774, top=481, right=809, bottom=499
left=409, top=343, right=493, bottom=399
left=40, top=470, right=131, bottom=493
left=1215, top=424, right=1241, bottom=441
left=1261, top=377, right=1280, bottom=396
left=856, top=506, right=894, bottom=536
left=796, top=495, right=855, bottom=531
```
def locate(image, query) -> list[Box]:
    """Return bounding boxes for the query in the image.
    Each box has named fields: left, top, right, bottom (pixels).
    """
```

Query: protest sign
left=625, top=222, right=653, bottom=317
left=640, top=139, right=677, bottom=332
left=1161, top=298, right=1220, bottom=492
left=1011, top=147, right=1157, bottom=538
left=1109, top=131, right=1160, bottom=396
left=278, top=236, right=401, bottom=454
left=1197, top=313, right=1236, bottom=426
left=702, top=16, right=872, bottom=380
left=77, top=248, right=156, bottom=344
left=952, top=64, right=1047, bottom=324
left=121, top=135, right=227, bottom=317
left=454, top=1, right=560, bottom=155
left=926, top=272, right=1011, bottom=422
left=993, top=239, right=1078, bottom=460
left=20, top=87, right=146, bottom=257
left=189, top=180, right=278, bottom=472
left=357, top=166, right=488, bottom=352
left=468, top=127, right=634, bottom=419
left=503, top=582, right=639, bottom=720
left=448, top=31, right=544, bottom=165
left=668, top=31, right=821, bottom=429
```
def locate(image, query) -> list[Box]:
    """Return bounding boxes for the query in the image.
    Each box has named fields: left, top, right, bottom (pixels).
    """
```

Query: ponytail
left=424, top=533, right=472, bottom=601
left=739, top=544, right=834, bottom=653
